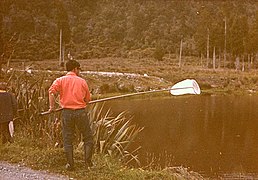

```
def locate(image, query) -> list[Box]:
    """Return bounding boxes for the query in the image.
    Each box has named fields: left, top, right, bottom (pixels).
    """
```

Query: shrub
left=153, top=46, right=165, bottom=61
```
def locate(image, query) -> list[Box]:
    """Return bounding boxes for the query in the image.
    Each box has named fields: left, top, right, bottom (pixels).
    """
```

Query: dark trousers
left=62, top=109, right=94, bottom=154
left=0, top=121, right=11, bottom=144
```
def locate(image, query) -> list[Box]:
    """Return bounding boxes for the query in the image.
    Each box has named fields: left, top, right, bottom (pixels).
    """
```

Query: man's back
left=49, top=72, right=90, bottom=109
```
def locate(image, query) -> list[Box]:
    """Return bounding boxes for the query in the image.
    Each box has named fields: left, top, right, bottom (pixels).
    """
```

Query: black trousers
left=0, top=121, right=12, bottom=144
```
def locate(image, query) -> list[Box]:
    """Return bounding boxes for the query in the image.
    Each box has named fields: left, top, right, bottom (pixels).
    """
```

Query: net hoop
left=170, top=79, right=201, bottom=95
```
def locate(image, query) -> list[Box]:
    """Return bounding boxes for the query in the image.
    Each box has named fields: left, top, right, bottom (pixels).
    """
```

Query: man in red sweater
left=48, top=60, right=94, bottom=171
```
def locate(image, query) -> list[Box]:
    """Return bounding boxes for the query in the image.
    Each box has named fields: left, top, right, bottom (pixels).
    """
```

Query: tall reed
left=89, top=103, right=143, bottom=166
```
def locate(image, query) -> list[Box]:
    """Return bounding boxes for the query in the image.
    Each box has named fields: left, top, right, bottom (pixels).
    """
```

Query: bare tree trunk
left=213, top=47, right=216, bottom=70
left=218, top=49, right=221, bottom=69
left=201, top=53, right=203, bottom=67
left=62, top=45, right=65, bottom=64
left=224, top=17, right=227, bottom=68
left=59, top=29, right=63, bottom=67
left=179, top=39, right=183, bottom=68
left=0, top=10, right=3, bottom=77
left=248, top=54, right=251, bottom=70
left=242, top=55, right=245, bottom=72
left=235, top=56, right=240, bottom=71
left=251, top=54, right=254, bottom=69
left=207, top=29, right=210, bottom=68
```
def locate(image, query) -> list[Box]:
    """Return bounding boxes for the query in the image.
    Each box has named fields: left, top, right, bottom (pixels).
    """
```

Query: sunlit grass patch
left=0, top=141, right=198, bottom=180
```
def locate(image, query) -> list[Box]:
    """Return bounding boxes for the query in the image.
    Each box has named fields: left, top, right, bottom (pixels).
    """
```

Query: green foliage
left=153, top=46, right=165, bottom=61
left=0, top=1, right=257, bottom=61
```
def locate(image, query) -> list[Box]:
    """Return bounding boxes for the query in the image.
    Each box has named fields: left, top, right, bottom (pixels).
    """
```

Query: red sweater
left=48, top=72, right=91, bottom=109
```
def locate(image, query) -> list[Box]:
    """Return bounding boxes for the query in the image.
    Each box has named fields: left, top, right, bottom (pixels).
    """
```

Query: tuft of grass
left=89, top=103, right=144, bottom=166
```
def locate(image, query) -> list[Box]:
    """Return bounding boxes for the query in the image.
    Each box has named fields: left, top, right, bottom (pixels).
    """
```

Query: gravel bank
left=0, top=161, right=69, bottom=180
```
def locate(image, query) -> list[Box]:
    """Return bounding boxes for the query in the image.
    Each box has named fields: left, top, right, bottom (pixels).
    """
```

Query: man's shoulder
left=59, top=74, right=86, bottom=82
left=65, top=75, right=86, bottom=83
left=76, top=76, right=87, bottom=84
left=69, top=74, right=84, bottom=80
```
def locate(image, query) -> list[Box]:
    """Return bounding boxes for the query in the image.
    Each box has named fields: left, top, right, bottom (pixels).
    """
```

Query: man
left=48, top=60, right=94, bottom=171
left=0, top=81, right=17, bottom=144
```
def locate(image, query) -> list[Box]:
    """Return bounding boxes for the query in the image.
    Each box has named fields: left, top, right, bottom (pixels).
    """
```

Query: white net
left=170, top=79, right=201, bottom=95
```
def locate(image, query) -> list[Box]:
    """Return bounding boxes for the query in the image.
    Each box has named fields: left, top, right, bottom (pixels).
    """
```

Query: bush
left=153, top=46, right=165, bottom=61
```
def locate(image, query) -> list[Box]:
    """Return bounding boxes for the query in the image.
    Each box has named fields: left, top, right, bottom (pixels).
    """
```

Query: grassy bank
left=0, top=136, right=204, bottom=180
left=8, top=57, right=258, bottom=96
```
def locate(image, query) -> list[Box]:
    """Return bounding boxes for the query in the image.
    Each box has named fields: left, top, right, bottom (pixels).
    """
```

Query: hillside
left=0, top=0, right=257, bottom=65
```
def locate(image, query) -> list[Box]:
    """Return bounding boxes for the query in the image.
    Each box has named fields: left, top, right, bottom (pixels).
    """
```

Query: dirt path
left=0, top=161, right=69, bottom=180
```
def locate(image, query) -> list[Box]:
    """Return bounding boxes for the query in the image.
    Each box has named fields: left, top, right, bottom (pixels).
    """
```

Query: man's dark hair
left=66, top=60, right=81, bottom=71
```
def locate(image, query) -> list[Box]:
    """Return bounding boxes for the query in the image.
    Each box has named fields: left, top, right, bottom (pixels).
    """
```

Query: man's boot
left=84, top=145, right=93, bottom=169
left=65, top=149, right=74, bottom=171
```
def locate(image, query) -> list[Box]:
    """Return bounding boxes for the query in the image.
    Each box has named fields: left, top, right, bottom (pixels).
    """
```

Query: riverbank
left=0, top=137, right=205, bottom=180
left=7, top=57, right=258, bottom=96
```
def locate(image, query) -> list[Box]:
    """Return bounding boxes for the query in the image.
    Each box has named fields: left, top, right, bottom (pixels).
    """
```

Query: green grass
left=0, top=136, right=201, bottom=180
left=7, top=57, right=258, bottom=96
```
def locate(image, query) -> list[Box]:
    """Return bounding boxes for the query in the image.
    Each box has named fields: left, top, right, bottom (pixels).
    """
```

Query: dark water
left=104, top=94, right=258, bottom=177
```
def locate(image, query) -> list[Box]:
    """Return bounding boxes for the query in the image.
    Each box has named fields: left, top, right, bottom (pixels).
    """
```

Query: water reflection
left=103, top=95, right=258, bottom=176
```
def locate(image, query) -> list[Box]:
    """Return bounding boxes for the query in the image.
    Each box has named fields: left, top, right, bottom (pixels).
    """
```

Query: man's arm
left=49, top=93, right=56, bottom=111
left=48, top=78, right=60, bottom=111
left=83, top=82, right=91, bottom=104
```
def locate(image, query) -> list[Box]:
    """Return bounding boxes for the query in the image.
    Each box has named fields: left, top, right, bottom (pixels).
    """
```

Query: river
left=103, top=94, right=258, bottom=178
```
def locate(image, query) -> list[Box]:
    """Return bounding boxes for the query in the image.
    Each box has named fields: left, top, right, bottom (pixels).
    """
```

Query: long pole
left=39, top=86, right=194, bottom=116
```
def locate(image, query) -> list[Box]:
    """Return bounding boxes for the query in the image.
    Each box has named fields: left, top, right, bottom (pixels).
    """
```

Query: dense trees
left=0, top=0, right=257, bottom=68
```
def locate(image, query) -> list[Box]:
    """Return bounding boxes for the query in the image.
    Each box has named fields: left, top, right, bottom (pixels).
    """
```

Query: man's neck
left=67, top=71, right=78, bottom=76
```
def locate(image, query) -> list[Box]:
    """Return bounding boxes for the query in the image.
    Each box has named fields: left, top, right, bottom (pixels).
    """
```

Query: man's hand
left=48, top=106, right=55, bottom=113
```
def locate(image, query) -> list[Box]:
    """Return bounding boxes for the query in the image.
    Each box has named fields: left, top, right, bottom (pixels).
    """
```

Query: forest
left=0, top=0, right=257, bottom=67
